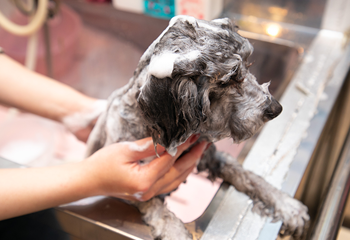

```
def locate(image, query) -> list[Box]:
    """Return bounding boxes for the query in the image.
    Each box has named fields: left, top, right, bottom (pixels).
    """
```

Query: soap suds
left=212, top=18, right=229, bottom=24
left=148, top=52, right=178, bottom=79
left=198, top=21, right=229, bottom=35
left=133, top=192, right=144, bottom=201
left=62, top=99, right=108, bottom=132
left=183, top=51, right=201, bottom=62
left=170, top=15, right=197, bottom=28
left=125, top=140, right=154, bottom=152
left=148, top=51, right=201, bottom=79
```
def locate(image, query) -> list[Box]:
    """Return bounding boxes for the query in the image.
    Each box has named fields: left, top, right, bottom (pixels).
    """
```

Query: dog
left=86, top=16, right=309, bottom=240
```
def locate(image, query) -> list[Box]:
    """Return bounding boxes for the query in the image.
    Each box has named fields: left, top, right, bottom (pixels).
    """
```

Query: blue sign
left=144, top=0, right=176, bottom=19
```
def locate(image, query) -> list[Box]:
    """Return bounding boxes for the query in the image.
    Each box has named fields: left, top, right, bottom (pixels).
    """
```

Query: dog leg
left=133, top=197, right=192, bottom=240
left=198, top=146, right=309, bottom=239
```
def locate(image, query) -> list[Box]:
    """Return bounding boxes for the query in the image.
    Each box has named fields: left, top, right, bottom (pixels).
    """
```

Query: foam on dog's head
left=137, top=16, right=280, bottom=153
left=169, top=15, right=197, bottom=28
left=148, top=50, right=201, bottom=79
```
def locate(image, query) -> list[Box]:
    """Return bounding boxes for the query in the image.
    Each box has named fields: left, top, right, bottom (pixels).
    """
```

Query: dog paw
left=137, top=197, right=193, bottom=240
left=252, top=192, right=309, bottom=239
left=148, top=212, right=193, bottom=240
left=152, top=221, right=192, bottom=240
left=150, top=221, right=193, bottom=240
left=275, top=194, right=309, bottom=239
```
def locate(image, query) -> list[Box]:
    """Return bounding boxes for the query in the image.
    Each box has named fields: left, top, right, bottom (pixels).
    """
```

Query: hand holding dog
left=86, top=135, right=208, bottom=201
left=0, top=135, right=207, bottom=220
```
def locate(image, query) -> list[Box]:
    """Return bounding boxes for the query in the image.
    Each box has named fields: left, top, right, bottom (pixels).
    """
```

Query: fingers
left=125, top=137, right=166, bottom=160
left=160, top=140, right=208, bottom=185
left=141, top=141, right=208, bottom=200
left=167, top=140, right=208, bottom=180
left=128, top=134, right=200, bottom=162
left=137, top=164, right=195, bottom=201
left=157, top=163, right=196, bottom=195
left=173, top=134, right=202, bottom=159
left=108, top=135, right=205, bottom=202
left=146, top=134, right=201, bottom=180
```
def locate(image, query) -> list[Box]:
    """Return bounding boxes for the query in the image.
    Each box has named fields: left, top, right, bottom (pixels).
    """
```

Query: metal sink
left=53, top=32, right=304, bottom=240
left=248, top=37, right=302, bottom=98
left=0, top=10, right=305, bottom=240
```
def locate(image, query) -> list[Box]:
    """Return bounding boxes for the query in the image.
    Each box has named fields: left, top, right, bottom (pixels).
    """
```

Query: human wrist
left=61, top=98, right=107, bottom=133
left=76, top=159, right=106, bottom=198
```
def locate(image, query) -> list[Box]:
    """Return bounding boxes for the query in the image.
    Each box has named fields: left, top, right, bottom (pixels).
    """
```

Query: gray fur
left=86, top=16, right=308, bottom=239
left=134, top=198, right=192, bottom=240
left=198, top=147, right=309, bottom=239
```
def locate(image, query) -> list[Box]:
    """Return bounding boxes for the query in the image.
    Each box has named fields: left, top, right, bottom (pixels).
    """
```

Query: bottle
left=113, top=0, right=223, bottom=20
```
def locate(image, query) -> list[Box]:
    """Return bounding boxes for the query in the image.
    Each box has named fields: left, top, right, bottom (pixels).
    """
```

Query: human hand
left=85, top=135, right=208, bottom=201
left=61, top=99, right=107, bottom=142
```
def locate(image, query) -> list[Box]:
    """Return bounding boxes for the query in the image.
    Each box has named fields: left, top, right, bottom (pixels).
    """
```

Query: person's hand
left=71, top=118, right=98, bottom=143
left=61, top=99, right=107, bottom=142
left=85, top=135, right=208, bottom=201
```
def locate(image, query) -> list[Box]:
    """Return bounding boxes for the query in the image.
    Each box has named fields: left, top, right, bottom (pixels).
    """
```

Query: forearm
left=0, top=136, right=207, bottom=220
left=0, top=161, right=100, bottom=220
left=0, top=54, right=96, bottom=122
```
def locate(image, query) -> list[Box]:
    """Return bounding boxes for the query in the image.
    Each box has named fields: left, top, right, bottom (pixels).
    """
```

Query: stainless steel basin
left=0, top=2, right=306, bottom=239
left=55, top=34, right=304, bottom=240
left=248, top=37, right=302, bottom=98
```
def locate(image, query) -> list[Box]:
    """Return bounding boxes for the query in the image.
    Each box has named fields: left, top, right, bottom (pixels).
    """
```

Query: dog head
left=137, top=16, right=282, bottom=155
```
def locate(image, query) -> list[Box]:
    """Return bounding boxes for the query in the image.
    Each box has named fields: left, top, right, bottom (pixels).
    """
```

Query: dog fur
left=86, top=16, right=309, bottom=240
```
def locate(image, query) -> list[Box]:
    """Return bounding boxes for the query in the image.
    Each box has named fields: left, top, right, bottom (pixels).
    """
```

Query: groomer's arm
left=0, top=136, right=207, bottom=221
left=0, top=54, right=104, bottom=140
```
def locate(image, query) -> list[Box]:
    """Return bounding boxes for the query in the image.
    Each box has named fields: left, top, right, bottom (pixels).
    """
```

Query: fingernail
left=189, top=134, right=200, bottom=144
left=205, top=142, right=212, bottom=151
left=200, top=141, right=209, bottom=151
left=199, top=142, right=210, bottom=160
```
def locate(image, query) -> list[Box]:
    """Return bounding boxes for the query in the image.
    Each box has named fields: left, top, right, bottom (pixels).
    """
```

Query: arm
left=0, top=54, right=105, bottom=140
left=0, top=136, right=208, bottom=220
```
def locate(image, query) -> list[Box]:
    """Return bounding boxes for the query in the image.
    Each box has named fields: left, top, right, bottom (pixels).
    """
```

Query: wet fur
left=87, top=16, right=309, bottom=239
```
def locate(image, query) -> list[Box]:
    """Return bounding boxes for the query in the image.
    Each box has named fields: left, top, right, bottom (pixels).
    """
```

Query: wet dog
left=86, top=16, right=309, bottom=240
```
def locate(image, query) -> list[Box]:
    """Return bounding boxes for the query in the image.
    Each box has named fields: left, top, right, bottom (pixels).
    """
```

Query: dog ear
left=137, top=75, right=202, bottom=154
left=170, top=53, right=245, bottom=116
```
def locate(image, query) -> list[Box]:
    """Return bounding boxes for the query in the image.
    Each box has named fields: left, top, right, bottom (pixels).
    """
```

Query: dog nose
left=264, top=98, right=282, bottom=120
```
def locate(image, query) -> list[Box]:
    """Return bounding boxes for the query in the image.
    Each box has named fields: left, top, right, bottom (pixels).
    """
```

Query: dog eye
left=230, top=70, right=245, bottom=83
